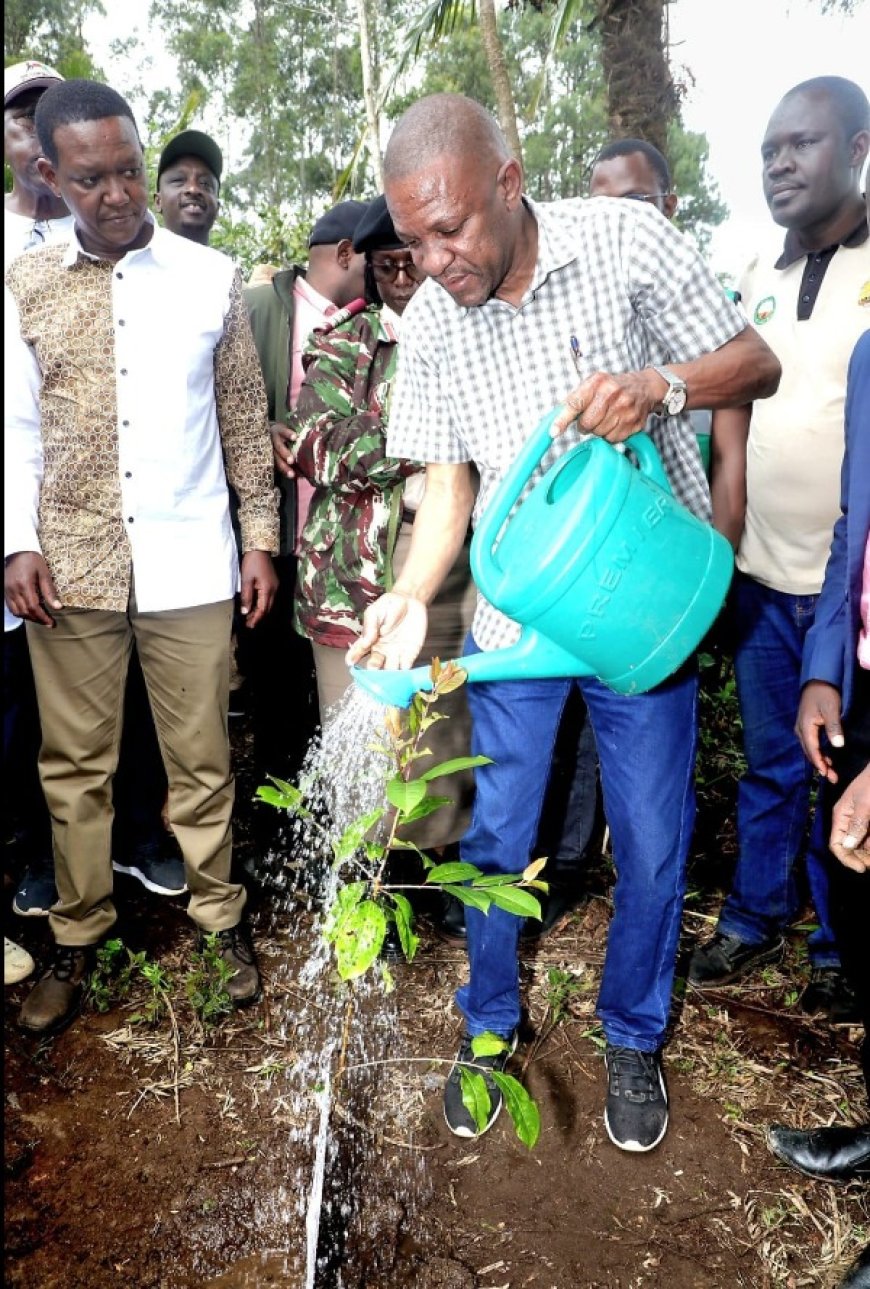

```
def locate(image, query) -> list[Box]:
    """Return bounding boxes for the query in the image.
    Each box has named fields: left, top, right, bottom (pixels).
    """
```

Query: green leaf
left=331, top=807, right=385, bottom=863
left=254, top=776, right=311, bottom=818
left=333, top=900, right=386, bottom=980
left=488, top=887, right=542, bottom=919
left=442, top=884, right=492, bottom=913
left=390, top=893, right=420, bottom=963
left=418, top=754, right=493, bottom=782
left=323, top=881, right=367, bottom=942
left=400, top=794, right=451, bottom=823
left=458, top=1067, right=491, bottom=1135
left=379, top=962, right=395, bottom=994
left=471, top=872, right=521, bottom=887
left=471, top=1032, right=509, bottom=1058
left=385, top=777, right=428, bottom=814
left=426, top=861, right=482, bottom=884
left=491, top=1072, right=540, bottom=1149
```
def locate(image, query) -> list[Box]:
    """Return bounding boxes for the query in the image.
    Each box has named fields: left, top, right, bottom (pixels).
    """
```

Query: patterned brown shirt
left=5, top=225, right=278, bottom=612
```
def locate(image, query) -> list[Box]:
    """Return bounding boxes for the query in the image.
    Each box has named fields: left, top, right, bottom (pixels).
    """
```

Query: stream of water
left=248, top=686, right=423, bottom=1288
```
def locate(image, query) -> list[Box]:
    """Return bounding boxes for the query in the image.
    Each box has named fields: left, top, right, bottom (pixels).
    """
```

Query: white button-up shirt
left=5, top=220, right=277, bottom=617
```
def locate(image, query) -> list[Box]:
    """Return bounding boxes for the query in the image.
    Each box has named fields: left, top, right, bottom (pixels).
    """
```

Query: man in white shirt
left=4, top=79, right=279, bottom=1035
left=3, top=58, right=73, bottom=986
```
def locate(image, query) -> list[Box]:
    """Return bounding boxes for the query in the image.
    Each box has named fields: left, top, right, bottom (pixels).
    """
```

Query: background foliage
left=9, top=0, right=848, bottom=271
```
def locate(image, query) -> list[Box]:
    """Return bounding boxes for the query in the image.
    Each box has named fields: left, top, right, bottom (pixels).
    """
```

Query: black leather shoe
left=687, top=931, right=783, bottom=986
left=800, top=967, right=861, bottom=1024
left=432, top=894, right=467, bottom=945
left=520, top=883, right=582, bottom=943
left=838, top=1244, right=870, bottom=1288
left=766, top=1124, right=870, bottom=1183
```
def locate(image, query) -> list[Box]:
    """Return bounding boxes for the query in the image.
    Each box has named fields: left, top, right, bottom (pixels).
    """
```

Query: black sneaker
left=113, top=840, right=187, bottom=897
left=13, top=868, right=58, bottom=917
left=799, top=967, right=861, bottom=1025
left=687, top=931, right=783, bottom=986
left=604, top=1045, right=668, bottom=1153
left=443, top=1031, right=518, bottom=1139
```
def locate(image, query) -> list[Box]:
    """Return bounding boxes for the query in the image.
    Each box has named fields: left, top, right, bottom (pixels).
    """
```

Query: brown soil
left=4, top=710, right=868, bottom=1289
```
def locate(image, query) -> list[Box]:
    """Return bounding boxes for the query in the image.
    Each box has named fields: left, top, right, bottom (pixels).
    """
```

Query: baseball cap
left=352, top=195, right=404, bottom=253
left=157, top=129, right=223, bottom=184
left=4, top=60, right=64, bottom=108
left=308, top=200, right=370, bottom=248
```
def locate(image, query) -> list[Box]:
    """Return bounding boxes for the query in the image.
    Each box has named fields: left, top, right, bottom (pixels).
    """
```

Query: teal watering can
left=351, top=408, right=734, bottom=707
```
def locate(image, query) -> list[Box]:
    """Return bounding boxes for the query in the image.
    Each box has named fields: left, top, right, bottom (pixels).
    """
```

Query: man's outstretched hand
left=346, top=591, right=428, bottom=672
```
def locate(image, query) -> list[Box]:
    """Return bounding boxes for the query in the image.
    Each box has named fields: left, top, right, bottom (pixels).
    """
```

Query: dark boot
left=18, top=944, right=95, bottom=1035
left=200, top=924, right=260, bottom=1006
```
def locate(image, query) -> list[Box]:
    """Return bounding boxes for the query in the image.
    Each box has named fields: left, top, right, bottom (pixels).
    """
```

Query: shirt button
left=116, top=272, right=123, bottom=279
left=122, top=420, right=130, bottom=427
left=128, top=516, right=134, bottom=523
left=120, top=368, right=128, bottom=375
left=125, top=471, right=132, bottom=478
left=801, top=294, right=810, bottom=302
left=808, top=274, right=816, bottom=281
left=118, top=319, right=126, bottom=326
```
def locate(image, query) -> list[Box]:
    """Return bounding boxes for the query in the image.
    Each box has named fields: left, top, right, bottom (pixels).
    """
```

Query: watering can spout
left=349, top=630, right=592, bottom=708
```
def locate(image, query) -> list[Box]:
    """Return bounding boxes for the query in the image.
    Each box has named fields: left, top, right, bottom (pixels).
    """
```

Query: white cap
left=4, top=60, right=64, bottom=108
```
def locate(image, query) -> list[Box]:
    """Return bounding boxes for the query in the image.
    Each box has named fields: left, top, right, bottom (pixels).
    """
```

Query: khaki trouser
left=26, top=595, right=244, bottom=944
left=311, top=524, right=477, bottom=849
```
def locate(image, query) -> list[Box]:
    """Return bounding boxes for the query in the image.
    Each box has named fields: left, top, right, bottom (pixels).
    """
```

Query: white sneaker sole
left=604, top=1063, right=669, bottom=1153
left=12, top=898, right=52, bottom=917
left=112, top=862, right=187, bottom=897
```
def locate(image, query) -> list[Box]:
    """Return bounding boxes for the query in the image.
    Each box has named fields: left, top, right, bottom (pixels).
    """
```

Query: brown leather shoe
left=18, top=944, right=94, bottom=1035
left=201, top=924, right=261, bottom=1006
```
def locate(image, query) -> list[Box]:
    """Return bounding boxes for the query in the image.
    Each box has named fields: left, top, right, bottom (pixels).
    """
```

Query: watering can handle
left=472, top=408, right=671, bottom=582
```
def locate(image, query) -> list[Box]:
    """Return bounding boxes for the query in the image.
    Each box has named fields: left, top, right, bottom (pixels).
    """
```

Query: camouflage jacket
left=291, top=304, right=421, bottom=647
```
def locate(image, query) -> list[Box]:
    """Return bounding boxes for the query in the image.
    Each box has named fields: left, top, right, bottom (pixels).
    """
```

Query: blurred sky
left=84, top=0, right=869, bottom=276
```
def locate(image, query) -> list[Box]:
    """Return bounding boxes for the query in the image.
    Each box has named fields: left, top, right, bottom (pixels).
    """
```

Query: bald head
left=382, top=94, right=535, bottom=311
left=384, top=93, right=512, bottom=184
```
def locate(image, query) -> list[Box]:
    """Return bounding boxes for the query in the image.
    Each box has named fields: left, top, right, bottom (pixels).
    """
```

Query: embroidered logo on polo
left=859, top=279, right=870, bottom=308
left=753, top=296, right=776, bottom=325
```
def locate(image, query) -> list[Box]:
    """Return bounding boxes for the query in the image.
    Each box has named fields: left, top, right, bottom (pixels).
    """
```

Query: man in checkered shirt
left=349, top=93, right=781, bottom=1153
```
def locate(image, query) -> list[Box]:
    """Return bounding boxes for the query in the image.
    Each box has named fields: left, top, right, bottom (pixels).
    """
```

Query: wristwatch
left=650, top=365, right=688, bottom=417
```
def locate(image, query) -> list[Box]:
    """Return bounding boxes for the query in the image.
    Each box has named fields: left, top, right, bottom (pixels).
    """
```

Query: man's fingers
left=842, top=818, right=869, bottom=850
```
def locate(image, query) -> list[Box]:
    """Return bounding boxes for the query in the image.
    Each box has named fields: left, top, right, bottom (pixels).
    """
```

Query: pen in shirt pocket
left=569, top=334, right=584, bottom=374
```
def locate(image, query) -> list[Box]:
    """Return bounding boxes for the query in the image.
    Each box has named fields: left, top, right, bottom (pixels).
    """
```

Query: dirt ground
left=4, top=699, right=869, bottom=1289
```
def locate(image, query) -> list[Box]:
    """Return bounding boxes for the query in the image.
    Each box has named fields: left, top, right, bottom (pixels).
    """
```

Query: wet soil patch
left=4, top=708, right=868, bottom=1288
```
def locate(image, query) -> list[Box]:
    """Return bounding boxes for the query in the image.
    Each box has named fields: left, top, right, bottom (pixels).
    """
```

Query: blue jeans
left=717, top=574, right=838, bottom=966
left=457, top=638, right=698, bottom=1051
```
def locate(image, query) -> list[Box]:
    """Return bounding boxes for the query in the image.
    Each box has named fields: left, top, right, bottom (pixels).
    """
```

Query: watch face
left=665, top=387, right=687, bottom=415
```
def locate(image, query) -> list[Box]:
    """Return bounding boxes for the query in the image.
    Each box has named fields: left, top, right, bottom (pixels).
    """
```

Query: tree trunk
left=598, top=0, right=678, bottom=155
left=356, top=0, right=385, bottom=188
left=478, top=0, right=524, bottom=162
